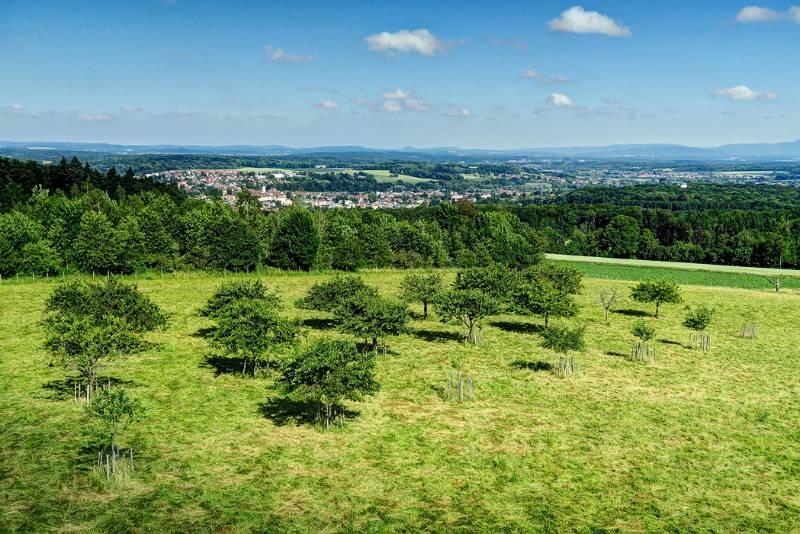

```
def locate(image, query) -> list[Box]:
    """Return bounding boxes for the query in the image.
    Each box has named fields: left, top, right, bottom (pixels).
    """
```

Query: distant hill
left=2, top=139, right=800, bottom=161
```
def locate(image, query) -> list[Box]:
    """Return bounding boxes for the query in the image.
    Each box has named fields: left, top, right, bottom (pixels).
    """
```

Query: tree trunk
left=604, top=308, right=609, bottom=324
left=655, top=302, right=660, bottom=318
left=423, top=301, right=428, bottom=320
left=544, top=314, right=549, bottom=328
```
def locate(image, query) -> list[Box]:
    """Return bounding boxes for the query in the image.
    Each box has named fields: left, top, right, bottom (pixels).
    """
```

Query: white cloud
left=714, top=85, right=777, bottom=102
left=382, top=100, right=403, bottom=113
left=446, top=107, right=472, bottom=118
left=265, top=45, right=315, bottom=63
left=736, top=6, right=782, bottom=22
left=382, top=88, right=410, bottom=99
left=365, top=29, right=447, bottom=56
left=549, top=93, right=575, bottom=108
left=520, top=69, right=540, bottom=79
left=379, top=88, right=429, bottom=112
left=549, top=6, right=631, bottom=37
left=1, top=104, right=25, bottom=113
left=78, top=113, right=113, bottom=122
left=790, top=6, right=800, bottom=22
left=315, top=100, right=339, bottom=110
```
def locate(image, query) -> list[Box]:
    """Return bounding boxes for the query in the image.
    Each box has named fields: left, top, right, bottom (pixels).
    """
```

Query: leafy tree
left=400, top=272, right=443, bottom=319
left=199, top=279, right=281, bottom=319
left=0, top=211, right=46, bottom=276
left=453, top=264, right=520, bottom=306
left=20, top=239, right=61, bottom=275
left=296, top=276, right=378, bottom=313
left=43, top=315, right=144, bottom=386
left=596, top=287, right=623, bottom=325
left=513, top=277, right=579, bottom=328
left=335, top=294, right=410, bottom=353
left=210, top=299, right=302, bottom=375
left=525, top=263, right=583, bottom=295
left=44, top=279, right=168, bottom=332
left=631, top=279, right=683, bottom=318
left=268, top=207, right=320, bottom=271
left=631, top=320, right=656, bottom=343
left=435, top=289, right=500, bottom=344
left=277, top=338, right=380, bottom=428
left=540, top=324, right=586, bottom=377
left=73, top=211, right=120, bottom=273
left=599, top=214, right=641, bottom=258
left=86, top=387, right=144, bottom=450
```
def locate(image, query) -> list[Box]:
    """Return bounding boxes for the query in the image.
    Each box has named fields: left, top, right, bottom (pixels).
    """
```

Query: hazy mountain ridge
left=2, top=140, right=800, bottom=161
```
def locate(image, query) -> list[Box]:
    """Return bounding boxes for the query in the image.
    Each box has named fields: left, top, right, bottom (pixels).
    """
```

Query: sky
left=1, top=0, right=799, bottom=149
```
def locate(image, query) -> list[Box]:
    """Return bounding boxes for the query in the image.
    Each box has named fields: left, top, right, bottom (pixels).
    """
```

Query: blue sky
left=1, top=0, right=798, bottom=148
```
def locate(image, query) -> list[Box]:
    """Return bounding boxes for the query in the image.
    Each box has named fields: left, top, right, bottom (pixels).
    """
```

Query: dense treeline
left=2, top=158, right=799, bottom=276
left=556, top=184, right=800, bottom=211
left=0, top=156, right=183, bottom=210
left=0, top=169, right=544, bottom=276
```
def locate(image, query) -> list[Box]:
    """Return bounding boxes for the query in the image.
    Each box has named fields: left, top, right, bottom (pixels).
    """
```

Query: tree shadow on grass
left=658, top=338, right=683, bottom=346
left=605, top=351, right=628, bottom=358
left=201, top=354, right=247, bottom=377
left=258, top=397, right=360, bottom=427
left=41, top=375, right=133, bottom=401
left=511, top=360, right=553, bottom=372
left=491, top=320, right=545, bottom=335
left=614, top=309, right=650, bottom=318
left=302, top=317, right=336, bottom=330
left=192, top=326, right=216, bottom=339
left=413, top=329, right=462, bottom=343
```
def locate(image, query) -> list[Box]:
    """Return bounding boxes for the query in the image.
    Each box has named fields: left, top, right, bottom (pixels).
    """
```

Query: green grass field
left=1, top=268, right=799, bottom=532
left=548, top=254, right=800, bottom=291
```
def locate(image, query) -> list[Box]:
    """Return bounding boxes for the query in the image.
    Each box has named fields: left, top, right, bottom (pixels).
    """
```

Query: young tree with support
left=630, top=320, right=656, bottom=362
left=435, top=289, right=500, bottom=345
left=210, top=299, right=303, bottom=375
left=683, top=305, right=715, bottom=350
left=334, top=294, right=410, bottom=354
left=540, top=324, right=586, bottom=378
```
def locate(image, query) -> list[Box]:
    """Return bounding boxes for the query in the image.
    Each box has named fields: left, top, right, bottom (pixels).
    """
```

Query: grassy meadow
left=1, top=267, right=799, bottom=532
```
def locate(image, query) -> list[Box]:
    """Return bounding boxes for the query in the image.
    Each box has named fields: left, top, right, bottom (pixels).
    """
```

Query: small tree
left=296, top=276, right=378, bottom=314
left=453, top=265, right=520, bottom=307
left=44, top=316, right=144, bottom=397
left=199, top=279, right=280, bottom=319
left=630, top=320, right=656, bottom=362
left=435, top=289, right=500, bottom=344
left=277, top=338, right=380, bottom=429
left=683, top=305, right=715, bottom=350
left=400, top=273, right=443, bottom=319
left=513, top=277, right=579, bottom=328
left=86, top=387, right=144, bottom=451
left=335, top=295, right=410, bottom=353
left=540, top=324, right=586, bottom=378
left=631, top=279, right=683, bottom=318
left=45, top=279, right=168, bottom=332
left=267, top=207, right=320, bottom=271
left=210, top=299, right=303, bottom=375
left=86, top=387, right=143, bottom=481
left=596, top=287, right=623, bottom=325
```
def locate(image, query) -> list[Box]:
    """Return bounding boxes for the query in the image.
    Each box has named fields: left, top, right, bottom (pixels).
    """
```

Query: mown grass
left=550, top=259, right=800, bottom=291
left=1, top=268, right=799, bottom=532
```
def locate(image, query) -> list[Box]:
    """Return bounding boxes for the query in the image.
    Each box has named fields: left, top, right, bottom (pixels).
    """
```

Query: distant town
left=144, top=164, right=798, bottom=209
